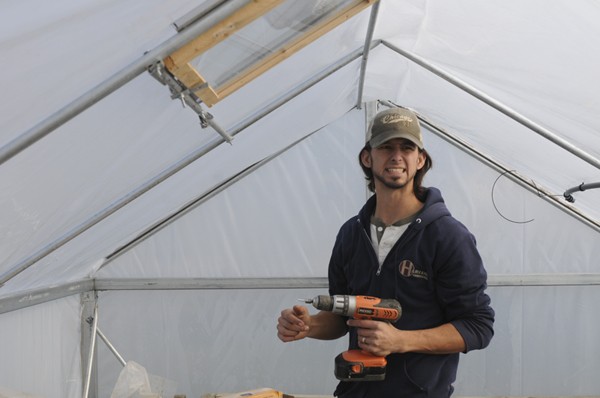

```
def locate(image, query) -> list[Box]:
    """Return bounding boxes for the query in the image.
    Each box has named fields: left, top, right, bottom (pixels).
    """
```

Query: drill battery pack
left=334, top=350, right=387, bottom=381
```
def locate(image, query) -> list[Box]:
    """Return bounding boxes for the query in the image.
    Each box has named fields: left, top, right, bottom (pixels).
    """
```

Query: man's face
left=361, top=138, right=425, bottom=192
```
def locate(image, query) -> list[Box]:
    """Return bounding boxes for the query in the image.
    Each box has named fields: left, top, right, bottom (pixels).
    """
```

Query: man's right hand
left=277, top=305, right=311, bottom=342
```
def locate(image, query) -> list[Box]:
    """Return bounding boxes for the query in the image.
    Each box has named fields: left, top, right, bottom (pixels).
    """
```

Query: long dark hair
left=358, top=143, right=433, bottom=201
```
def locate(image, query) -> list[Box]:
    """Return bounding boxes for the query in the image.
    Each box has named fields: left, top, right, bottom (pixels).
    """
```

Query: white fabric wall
left=96, top=289, right=349, bottom=397
left=460, top=285, right=600, bottom=396
left=0, top=296, right=82, bottom=398
left=96, top=108, right=366, bottom=280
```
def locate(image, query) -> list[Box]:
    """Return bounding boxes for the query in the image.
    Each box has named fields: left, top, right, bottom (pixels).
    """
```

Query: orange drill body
left=303, top=295, right=402, bottom=381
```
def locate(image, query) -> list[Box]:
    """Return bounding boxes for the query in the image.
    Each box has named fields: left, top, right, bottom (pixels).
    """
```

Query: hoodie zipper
left=359, top=222, right=388, bottom=276
left=366, top=217, right=423, bottom=276
left=358, top=220, right=382, bottom=276
left=376, top=261, right=384, bottom=276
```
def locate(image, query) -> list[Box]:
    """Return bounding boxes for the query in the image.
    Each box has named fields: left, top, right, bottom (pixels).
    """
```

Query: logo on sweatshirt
left=398, top=260, right=429, bottom=280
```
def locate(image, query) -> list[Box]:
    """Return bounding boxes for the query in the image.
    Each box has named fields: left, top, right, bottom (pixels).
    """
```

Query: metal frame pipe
left=356, top=1, right=380, bottom=109
left=2, top=271, right=600, bottom=314
left=83, top=306, right=99, bottom=398
left=97, top=327, right=127, bottom=367
left=94, top=274, right=600, bottom=290
left=173, top=0, right=230, bottom=32
left=95, top=277, right=329, bottom=291
left=0, top=279, right=93, bottom=315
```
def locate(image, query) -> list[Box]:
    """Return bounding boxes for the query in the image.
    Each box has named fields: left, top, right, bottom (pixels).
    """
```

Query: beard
left=373, top=170, right=411, bottom=191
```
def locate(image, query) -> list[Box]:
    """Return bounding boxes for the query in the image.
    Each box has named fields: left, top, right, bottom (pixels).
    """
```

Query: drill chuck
left=308, top=295, right=355, bottom=315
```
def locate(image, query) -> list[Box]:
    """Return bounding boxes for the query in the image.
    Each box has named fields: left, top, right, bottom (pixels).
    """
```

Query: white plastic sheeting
left=0, top=17, right=365, bottom=293
left=0, top=296, right=81, bottom=398
left=1, top=0, right=599, bottom=397
left=95, top=289, right=348, bottom=397
left=96, top=110, right=366, bottom=279
left=93, top=286, right=600, bottom=397
left=1, top=64, right=359, bottom=291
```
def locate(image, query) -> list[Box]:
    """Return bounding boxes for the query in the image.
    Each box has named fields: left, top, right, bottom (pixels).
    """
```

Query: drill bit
left=298, top=298, right=313, bottom=303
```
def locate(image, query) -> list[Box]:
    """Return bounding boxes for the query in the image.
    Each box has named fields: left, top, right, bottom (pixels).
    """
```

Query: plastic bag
left=110, top=361, right=163, bottom=398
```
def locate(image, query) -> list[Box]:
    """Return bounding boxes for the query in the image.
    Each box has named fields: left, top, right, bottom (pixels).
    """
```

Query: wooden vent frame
left=163, top=0, right=377, bottom=107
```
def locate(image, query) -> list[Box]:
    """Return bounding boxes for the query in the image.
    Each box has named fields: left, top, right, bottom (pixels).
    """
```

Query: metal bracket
left=148, top=61, right=233, bottom=143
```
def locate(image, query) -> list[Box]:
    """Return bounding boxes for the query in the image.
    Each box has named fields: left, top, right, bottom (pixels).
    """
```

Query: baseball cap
left=368, top=108, right=423, bottom=149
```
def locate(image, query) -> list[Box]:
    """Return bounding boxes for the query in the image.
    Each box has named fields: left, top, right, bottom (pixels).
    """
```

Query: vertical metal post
left=356, top=1, right=380, bottom=109
left=82, top=294, right=99, bottom=398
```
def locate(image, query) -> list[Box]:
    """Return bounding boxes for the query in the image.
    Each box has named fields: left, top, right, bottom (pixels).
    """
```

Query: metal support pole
left=92, top=274, right=600, bottom=290
left=83, top=306, right=99, bottom=398
left=381, top=40, right=600, bottom=171
left=97, top=327, right=127, bottom=367
left=0, top=0, right=249, bottom=166
left=81, top=291, right=98, bottom=398
left=173, top=0, right=230, bottom=32
left=356, top=1, right=380, bottom=109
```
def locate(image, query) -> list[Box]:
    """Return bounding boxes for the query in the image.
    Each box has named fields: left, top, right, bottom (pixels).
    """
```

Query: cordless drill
left=301, top=295, right=402, bottom=381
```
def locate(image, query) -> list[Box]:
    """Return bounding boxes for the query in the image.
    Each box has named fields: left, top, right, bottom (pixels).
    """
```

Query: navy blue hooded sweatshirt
left=328, top=187, right=494, bottom=397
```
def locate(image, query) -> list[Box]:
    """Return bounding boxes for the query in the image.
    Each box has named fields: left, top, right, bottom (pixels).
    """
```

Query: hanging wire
left=491, top=170, right=535, bottom=224
left=491, top=170, right=566, bottom=224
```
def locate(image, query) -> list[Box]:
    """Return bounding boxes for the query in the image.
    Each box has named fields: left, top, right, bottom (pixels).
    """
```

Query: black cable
left=491, top=170, right=568, bottom=224
left=491, top=170, right=535, bottom=224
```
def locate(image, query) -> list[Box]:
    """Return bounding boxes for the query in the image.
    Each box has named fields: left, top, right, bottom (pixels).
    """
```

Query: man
left=277, top=107, right=494, bottom=397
